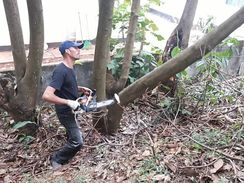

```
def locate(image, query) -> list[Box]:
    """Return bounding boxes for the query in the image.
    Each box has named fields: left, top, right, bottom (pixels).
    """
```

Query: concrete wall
left=41, top=61, right=93, bottom=92
left=1, top=61, right=94, bottom=103
left=40, top=61, right=94, bottom=101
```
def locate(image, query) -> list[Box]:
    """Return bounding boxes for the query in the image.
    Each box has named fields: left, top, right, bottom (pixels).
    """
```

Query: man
left=42, top=40, right=88, bottom=169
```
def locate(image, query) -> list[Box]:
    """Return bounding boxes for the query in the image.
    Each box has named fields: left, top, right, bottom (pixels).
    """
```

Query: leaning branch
left=119, top=6, right=244, bottom=106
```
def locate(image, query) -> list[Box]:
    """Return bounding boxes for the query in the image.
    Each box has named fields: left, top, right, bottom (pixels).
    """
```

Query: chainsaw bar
left=77, top=93, right=120, bottom=112
left=88, top=99, right=115, bottom=110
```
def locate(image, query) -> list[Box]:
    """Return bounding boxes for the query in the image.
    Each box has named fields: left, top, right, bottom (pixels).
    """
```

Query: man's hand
left=67, top=100, right=80, bottom=110
left=79, top=86, right=92, bottom=96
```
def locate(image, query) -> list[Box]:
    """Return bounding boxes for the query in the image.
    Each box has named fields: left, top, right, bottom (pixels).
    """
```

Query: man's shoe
left=51, top=159, right=62, bottom=170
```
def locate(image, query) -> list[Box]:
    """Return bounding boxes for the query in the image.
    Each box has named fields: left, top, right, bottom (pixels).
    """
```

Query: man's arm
left=42, top=86, right=68, bottom=105
left=42, top=86, right=81, bottom=110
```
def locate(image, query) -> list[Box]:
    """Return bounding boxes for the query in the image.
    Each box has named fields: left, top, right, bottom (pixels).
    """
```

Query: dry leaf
left=135, top=155, right=143, bottom=161
left=237, top=171, right=244, bottom=179
left=164, top=162, right=177, bottom=173
left=116, top=176, right=127, bottom=182
left=210, top=159, right=224, bottom=174
left=0, top=169, right=6, bottom=175
left=180, top=168, right=199, bottom=176
left=53, top=171, right=64, bottom=176
left=4, top=175, right=11, bottom=183
left=166, top=143, right=178, bottom=148
left=224, top=114, right=235, bottom=123
left=142, top=150, right=151, bottom=157
left=152, top=174, right=166, bottom=181
left=175, top=146, right=182, bottom=155
left=223, top=164, right=232, bottom=171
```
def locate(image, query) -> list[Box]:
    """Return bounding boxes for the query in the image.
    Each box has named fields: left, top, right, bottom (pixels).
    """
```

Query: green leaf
left=19, top=136, right=25, bottom=142
left=149, top=23, right=158, bottom=31
left=171, top=47, right=181, bottom=58
left=160, top=98, right=172, bottom=108
left=128, top=76, right=136, bottom=83
left=13, top=121, right=35, bottom=129
left=83, top=40, right=92, bottom=49
left=74, top=60, right=84, bottom=65
left=152, top=33, right=164, bottom=41
left=222, top=37, right=239, bottom=46
left=136, top=60, right=144, bottom=67
left=107, top=62, right=115, bottom=70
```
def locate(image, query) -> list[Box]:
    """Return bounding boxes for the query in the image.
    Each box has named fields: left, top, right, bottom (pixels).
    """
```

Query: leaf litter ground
left=1, top=81, right=244, bottom=182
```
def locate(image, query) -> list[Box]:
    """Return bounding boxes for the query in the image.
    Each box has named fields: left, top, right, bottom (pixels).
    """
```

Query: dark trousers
left=52, top=110, right=83, bottom=165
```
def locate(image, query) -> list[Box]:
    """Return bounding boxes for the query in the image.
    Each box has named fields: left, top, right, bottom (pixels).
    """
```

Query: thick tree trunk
left=103, top=0, right=140, bottom=134
left=160, top=0, right=198, bottom=96
left=118, top=6, right=244, bottom=106
left=1, top=0, right=44, bottom=135
left=22, top=0, right=44, bottom=107
left=3, top=0, right=26, bottom=84
left=93, top=0, right=115, bottom=133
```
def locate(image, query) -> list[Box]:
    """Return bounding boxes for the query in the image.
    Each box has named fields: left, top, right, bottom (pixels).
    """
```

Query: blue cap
left=59, top=41, right=84, bottom=55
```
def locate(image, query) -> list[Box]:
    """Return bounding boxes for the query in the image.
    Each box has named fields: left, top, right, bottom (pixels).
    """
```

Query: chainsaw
left=75, top=87, right=120, bottom=112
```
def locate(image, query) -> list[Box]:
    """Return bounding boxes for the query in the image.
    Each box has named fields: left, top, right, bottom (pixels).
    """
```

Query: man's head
left=59, top=40, right=84, bottom=55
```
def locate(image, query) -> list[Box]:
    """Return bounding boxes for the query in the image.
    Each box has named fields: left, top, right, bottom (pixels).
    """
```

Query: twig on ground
left=225, top=158, right=238, bottom=176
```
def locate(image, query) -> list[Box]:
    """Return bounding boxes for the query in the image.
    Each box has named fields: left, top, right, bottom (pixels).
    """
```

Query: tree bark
left=93, top=0, right=115, bottom=133
left=93, top=0, right=114, bottom=101
left=118, top=6, right=244, bottom=106
left=114, top=0, right=140, bottom=91
left=161, top=0, right=198, bottom=96
left=22, top=0, right=44, bottom=107
left=3, top=0, right=26, bottom=84
left=1, top=0, right=44, bottom=134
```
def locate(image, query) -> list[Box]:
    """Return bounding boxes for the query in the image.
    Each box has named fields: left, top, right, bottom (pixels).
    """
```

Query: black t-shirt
left=49, top=63, right=78, bottom=112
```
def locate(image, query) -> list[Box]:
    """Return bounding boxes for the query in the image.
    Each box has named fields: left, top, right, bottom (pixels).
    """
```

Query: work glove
left=67, top=100, right=80, bottom=110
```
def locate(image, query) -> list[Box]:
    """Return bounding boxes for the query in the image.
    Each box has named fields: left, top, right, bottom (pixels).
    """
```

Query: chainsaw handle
left=76, top=96, right=87, bottom=105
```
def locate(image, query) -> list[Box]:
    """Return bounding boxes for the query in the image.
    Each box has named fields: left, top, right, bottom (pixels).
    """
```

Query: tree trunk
left=93, top=0, right=115, bottom=133
left=103, top=0, right=140, bottom=134
left=1, top=0, right=44, bottom=135
left=227, top=40, right=244, bottom=77
left=3, top=0, right=26, bottom=84
left=118, top=6, right=244, bottom=106
left=113, top=0, right=140, bottom=92
left=160, top=0, right=198, bottom=96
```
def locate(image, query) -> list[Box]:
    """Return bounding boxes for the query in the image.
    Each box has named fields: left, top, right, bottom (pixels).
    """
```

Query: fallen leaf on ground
left=142, top=149, right=151, bottom=157
left=210, top=159, right=224, bottom=174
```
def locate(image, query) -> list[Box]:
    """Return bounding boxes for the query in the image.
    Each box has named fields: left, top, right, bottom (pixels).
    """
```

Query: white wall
left=0, top=0, right=243, bottom=47
left=150, top=0, right=244, bottom=39
left=0, top=0, right=29, bottom=46
left=0, top=0, right=99, bottom=46
left=42, top=0, right=99, bottom=43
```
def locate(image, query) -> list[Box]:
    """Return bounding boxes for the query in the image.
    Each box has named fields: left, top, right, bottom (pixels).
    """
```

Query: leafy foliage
left=136, top=157, right=168, bottom=182
left=108, top=50, right=157, bottom=84
left=109, top=0, right=165, bottom=85
left=13, top=121, right=36, bottom=129
left=112, top=0, right=164, bottom=49
left=191, top=129, right=231, bottom=151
